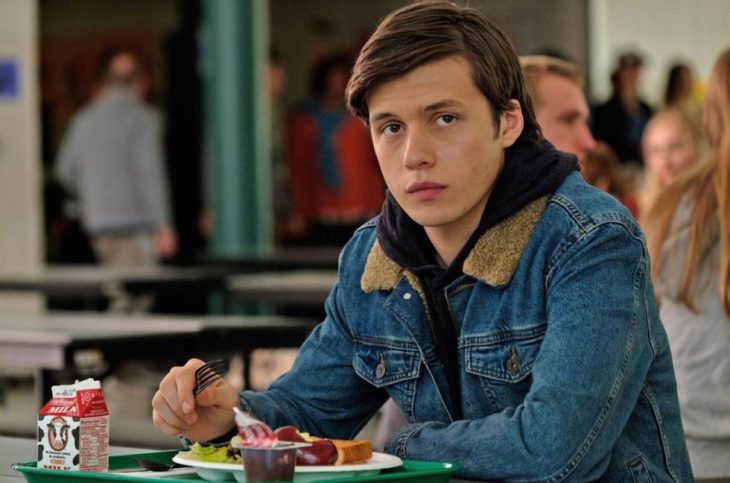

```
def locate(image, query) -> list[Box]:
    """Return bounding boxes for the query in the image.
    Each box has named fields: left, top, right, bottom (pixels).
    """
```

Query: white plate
left=172, top=451, right=402, bottom=482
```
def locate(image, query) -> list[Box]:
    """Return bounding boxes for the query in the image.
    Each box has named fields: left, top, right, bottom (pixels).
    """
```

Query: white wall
left=0, top=0, right=43, bottom=311
left=589, top=0, right=730, bottom=106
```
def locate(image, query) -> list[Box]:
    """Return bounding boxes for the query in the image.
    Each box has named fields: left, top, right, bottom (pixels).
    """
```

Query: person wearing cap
left=592, top=52, right=654, bottom=166
left=152, top=3, right=691, bottom=480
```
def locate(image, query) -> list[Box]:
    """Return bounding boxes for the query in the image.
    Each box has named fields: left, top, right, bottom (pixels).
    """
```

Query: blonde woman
left=639, top=106, right=703, bottom=222
left=645, top=49, right=730, bottom=482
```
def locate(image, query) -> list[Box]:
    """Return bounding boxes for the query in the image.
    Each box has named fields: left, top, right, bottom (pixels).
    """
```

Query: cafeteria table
left=225, top=270, right=338, bottom=307
left=0, top=312, right=317, bottom=406
left=199, top=246, right=341, bottom=272
left=0, top=265, right=231, bottom=309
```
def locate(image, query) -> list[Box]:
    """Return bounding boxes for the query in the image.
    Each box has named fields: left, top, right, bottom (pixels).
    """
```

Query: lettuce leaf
left=181, top=442, right=241, bottom=464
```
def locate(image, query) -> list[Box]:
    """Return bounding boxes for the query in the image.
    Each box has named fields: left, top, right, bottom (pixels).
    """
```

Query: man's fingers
left=176, top=359, right=205, bottom=417
left=152, top=389, right=190, bottom=429
left=152, top=406, right=188, bottom=436
left=195, top=378, right=239, bottom=409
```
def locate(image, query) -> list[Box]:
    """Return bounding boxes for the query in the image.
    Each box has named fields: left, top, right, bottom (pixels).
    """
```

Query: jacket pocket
left=628, top=457, right=655, bottom=483
left=352, top=337, right=421, bottom=387
left=463, top=327, right=544, bottom=412
left=464, top=326, right=545, bottom=383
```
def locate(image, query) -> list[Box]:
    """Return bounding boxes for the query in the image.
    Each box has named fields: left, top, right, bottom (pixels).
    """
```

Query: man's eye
left=383, top=123, right=402, bottom=135
left=559, top=116, right=577, bottom=126
left=436, top=114, right=456, bottom=126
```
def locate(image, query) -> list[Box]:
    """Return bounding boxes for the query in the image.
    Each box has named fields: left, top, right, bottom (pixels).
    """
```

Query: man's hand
left=154, top=225, right=178, bottom=259
left=152, top=358, right=240, bottom=442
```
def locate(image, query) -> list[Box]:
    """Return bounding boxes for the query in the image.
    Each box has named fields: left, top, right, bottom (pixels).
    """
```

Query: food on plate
left=180, top=438, right=242, bottom=465
left=180, top=425, right=372, bottom=467
left=274, top=425, right=373, bottom=465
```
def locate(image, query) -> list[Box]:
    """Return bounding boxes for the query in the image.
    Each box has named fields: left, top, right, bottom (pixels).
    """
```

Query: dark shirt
left=591, top=94, right=653, bottom=165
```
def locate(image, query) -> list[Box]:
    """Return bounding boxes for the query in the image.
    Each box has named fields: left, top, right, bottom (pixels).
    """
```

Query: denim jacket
left=240, top=172, right=692, bottom=482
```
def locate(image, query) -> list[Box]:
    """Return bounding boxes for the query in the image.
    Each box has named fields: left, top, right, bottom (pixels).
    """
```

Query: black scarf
left=376, top=138, right=578, bottom=419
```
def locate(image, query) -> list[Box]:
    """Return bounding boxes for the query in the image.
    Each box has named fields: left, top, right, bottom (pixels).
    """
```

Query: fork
left=193, top=359, right=227, bottom=396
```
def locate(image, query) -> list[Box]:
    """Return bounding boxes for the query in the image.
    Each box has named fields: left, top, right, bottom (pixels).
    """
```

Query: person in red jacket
left=285, top=52, right=384, bottom=247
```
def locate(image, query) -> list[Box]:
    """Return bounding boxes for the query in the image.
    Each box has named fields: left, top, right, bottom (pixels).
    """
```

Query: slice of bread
left=291, top=429, right=373, bottom=465
left=329, top=439, right=373, bottom=465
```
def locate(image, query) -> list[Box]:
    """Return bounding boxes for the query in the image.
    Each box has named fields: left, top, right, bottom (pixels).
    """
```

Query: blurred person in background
left=55, top=48, right=177, bottom=312
left=285, top=51, right=384, bottom=247
left=592, top=52, right=654, bottom=166
left=520, top=56, right=638, bottom=215
left=663, top=61, right=704, bottom=135
left=639, top=106, right=703, bottom=222
left=644, top=48, right=730, bottom=482
left=520, top=55, right=596, bottom=166
left=664, top=62, right=695, bottom=107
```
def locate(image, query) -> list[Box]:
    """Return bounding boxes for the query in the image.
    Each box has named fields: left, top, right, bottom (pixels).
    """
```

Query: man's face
left=367, top=56, right=521, bottom=238
left=534, top=73, right=596, bottom=166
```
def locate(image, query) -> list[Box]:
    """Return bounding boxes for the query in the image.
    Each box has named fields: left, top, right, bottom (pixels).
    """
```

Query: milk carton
left=38, top=378, right=109, bottom=472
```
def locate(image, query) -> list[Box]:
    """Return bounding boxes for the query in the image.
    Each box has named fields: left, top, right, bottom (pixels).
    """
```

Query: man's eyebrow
left=424, top=99, right=464, bottom=111
left=370, top=111, right=396, bottom=124
left=370, top=100, right=465, bottom=124
left=558, top=108, right=586, bottom=120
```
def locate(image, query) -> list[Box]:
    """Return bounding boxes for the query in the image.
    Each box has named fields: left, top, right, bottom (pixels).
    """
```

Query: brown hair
left=345, top=0, right=541, bottom=142
left=520, top=55, right=583, bottom=110
left=582, top=142, right=631, bottom=199
left=646, top=48, right=730, bottom=316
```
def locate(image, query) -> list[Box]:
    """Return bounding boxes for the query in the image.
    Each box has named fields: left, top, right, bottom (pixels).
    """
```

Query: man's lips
left=406, top=181, right=446, bottom=201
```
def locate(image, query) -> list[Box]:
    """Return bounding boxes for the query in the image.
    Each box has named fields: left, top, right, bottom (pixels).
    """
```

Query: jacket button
left=403, top=293, right=412, bottom=300
left=505, top=347, right=521, bottom=375
left=375, top=353, right=386, bottom=379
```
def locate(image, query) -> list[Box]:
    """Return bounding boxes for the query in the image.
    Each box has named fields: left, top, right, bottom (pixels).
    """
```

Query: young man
left=520, top=55, right=597, bottom=166
left=152, top=2, right=691, bottom=480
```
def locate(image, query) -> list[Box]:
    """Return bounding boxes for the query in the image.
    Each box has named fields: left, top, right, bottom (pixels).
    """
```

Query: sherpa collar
left=360, top=195, right=550, bottom=294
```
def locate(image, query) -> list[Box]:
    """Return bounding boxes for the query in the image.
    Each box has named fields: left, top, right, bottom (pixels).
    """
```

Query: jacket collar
left=361, top=195, right=550, bottom=293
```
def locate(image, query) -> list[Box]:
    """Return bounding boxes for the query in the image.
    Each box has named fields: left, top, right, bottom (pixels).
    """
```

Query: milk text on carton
left=38, top=379, right=109, bottom=472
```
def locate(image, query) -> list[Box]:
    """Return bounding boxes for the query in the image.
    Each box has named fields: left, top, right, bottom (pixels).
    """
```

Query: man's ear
left=499, top=100, right=524, bottom=148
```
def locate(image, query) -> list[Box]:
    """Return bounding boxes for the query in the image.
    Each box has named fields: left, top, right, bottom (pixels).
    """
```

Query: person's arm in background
left=131, top=108, right=177, bottom=259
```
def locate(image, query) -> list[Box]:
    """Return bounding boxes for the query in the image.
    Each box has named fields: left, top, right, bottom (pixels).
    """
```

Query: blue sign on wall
left=0, top=59, right=20, bottom=98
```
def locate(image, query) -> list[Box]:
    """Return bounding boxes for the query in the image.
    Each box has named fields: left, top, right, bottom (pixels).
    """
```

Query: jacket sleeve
left=239, top=268, right=388, bottom=440
left=385, top=222, right=656, bottom=481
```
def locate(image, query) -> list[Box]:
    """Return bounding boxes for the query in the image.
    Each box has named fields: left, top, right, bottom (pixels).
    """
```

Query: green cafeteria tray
left=12, top=450, right=459, bottom=482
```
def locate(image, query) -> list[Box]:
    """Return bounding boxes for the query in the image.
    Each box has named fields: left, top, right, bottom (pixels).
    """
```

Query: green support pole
left=204, top=0, right=272, bottom=255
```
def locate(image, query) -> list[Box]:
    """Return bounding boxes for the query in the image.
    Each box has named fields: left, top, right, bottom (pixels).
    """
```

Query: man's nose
left=403, top=126, right=435, bottom=169
left=579, top=124, right=597, bottom=152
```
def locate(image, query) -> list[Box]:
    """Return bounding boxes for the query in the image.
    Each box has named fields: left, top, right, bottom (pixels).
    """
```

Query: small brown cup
left=242, top=445, right=298, bottom=482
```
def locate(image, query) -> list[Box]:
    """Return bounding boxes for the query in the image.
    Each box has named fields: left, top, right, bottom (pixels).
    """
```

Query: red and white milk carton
left=38, top=378, right=109, bottom=472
